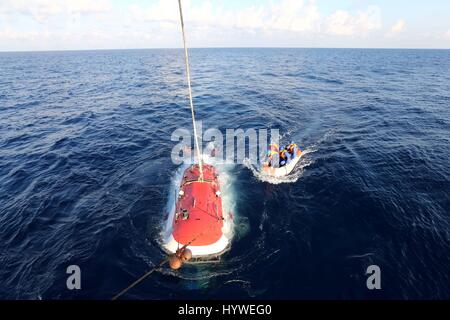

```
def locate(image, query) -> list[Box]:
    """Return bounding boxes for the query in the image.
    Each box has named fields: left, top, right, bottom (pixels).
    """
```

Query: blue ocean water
left=0, top=48, right=449, bottom=300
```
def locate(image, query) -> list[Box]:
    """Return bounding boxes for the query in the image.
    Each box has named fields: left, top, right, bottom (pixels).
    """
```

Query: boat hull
left=262, top=150, right=302, bottom=177
left=163, top=164, right=230, bottom=257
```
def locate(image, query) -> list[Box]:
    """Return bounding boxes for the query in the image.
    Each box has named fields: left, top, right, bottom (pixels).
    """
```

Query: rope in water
left=178, top=0, right=204, bottom=181
left=111, top=230, right=206, bottom=300
left=111, top=1, right=209, bottom=301
left=111, top=259, right=168, bottom=301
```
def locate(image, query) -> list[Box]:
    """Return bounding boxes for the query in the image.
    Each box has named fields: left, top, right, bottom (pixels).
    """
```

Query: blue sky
left=0, top=0, right=450, bottom=51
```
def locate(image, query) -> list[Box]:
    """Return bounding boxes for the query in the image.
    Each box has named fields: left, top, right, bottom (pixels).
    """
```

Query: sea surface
left=0, top=48, right=449, bottom=300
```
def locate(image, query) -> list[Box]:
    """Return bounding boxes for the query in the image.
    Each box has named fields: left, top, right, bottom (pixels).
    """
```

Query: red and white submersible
left=162, top=0, right=231, bottom=267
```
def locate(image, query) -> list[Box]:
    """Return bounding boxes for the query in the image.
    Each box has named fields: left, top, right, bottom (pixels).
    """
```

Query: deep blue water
left=0, top=48, right=449, bottom=300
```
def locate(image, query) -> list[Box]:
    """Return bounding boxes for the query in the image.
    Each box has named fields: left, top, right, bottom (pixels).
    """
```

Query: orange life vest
left=269, top=143, right=279, bottom=152
left=267, top=150, right=278, bottom=158
left=287, top=143, right=298, bottom=153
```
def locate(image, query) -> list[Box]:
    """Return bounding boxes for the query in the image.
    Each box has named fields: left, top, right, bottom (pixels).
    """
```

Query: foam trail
left=244, top=147, right=316, bottom=185
left=202, top=152, right=236, bottom=241
left=243, top=130, right=335, bottom=185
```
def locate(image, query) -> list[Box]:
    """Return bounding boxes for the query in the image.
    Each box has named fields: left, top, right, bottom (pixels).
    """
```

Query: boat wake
left=243, top=130, right=336, bottom=184
left=243, top=146, right=316, bottom=185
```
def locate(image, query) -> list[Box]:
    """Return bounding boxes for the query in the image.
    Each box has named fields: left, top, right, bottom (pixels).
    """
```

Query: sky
left=0, top=0, right=450, bottom=51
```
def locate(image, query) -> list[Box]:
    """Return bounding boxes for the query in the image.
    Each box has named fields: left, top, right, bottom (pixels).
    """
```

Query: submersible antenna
left=178, top=0, right=204, bottom=181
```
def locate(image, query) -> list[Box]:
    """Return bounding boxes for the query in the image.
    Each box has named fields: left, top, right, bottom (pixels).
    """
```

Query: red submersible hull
left=163, top=164, right=230, bottom=258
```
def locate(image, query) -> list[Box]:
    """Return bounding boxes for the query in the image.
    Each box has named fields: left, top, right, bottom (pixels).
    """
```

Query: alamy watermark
left=64, top=265, right=381, bottom=293
left=366, top=265, right=381, bottom=290
left=171, top=121, right=281, bottom=166
left=66, top=265, right=81, bottom=290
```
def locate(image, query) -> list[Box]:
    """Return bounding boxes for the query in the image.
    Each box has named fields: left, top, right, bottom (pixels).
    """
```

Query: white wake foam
left=243, top=146, right=316, bottom=185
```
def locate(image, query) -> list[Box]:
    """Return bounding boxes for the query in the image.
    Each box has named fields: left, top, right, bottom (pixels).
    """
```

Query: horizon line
left=1, top=46, right=450, bottom=54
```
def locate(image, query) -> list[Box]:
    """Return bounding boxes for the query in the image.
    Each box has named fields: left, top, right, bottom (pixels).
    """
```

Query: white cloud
left=326, top=6, right=382, bottom=36
left=129, top=0, right=321, bottom=33
left=445, top=28, right=450, bottom=38
left=270, top=0, right=321, bottom=32
left=128, top=0, right=382, bottom=37
left=0, top=0, right=111, bottom=22
left=11, top=1, right=450, bottom=50
left=0, top=27, right=40, bottom=40
left=387, top=19, right=406, bottom=37
left=326, top=10, right=354, bottom=36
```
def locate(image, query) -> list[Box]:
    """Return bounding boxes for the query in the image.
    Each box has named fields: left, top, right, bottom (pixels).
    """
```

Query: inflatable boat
left=262, top=148, right=303, bottom=177
left=163, top=164, right=230, bottom=258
